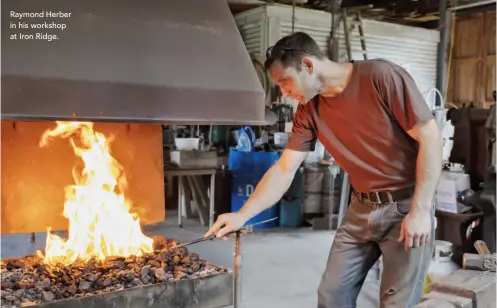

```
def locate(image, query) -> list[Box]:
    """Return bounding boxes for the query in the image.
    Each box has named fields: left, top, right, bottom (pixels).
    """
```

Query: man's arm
left=238, top=149, right=308, bottom=221
left=204, top=149, right=308, bottom=238
left=407, top=119, right=443, bottom=214
left=205, top=104, right=316, bottom=238
left=375, top=61, right=442, bottom=250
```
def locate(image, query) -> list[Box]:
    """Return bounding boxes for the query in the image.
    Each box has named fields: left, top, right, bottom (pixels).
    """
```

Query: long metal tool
left=170, top=217, right=279, bottom=249
left=170, top=217, right=278, bottom=308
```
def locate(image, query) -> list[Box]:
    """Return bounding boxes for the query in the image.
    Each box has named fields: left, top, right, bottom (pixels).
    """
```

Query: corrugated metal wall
left=235, top=4, right=440, bottom=96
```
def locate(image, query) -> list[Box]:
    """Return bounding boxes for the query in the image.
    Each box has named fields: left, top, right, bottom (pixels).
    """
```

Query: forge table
left=165, top=168, right=217, bottom=228
left=29, top=272, right=233, bottom=308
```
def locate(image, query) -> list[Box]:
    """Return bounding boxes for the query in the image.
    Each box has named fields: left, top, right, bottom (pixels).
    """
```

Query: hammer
left=462, top=240, right=496, bottom=272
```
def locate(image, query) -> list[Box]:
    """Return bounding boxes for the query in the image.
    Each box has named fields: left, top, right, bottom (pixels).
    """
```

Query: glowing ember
left=36, top=122, right=153, bottom=266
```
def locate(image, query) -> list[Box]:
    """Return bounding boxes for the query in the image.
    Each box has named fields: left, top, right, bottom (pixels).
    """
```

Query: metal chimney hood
left=1, top=0, right=266, bottom=125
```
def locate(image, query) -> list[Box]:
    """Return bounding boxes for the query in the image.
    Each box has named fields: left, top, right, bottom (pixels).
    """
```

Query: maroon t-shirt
left=287, top=59, right=434, bottom=192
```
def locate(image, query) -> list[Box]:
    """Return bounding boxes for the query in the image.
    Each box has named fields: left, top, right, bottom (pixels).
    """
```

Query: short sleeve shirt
left=286, top=59, right=434, bottom=192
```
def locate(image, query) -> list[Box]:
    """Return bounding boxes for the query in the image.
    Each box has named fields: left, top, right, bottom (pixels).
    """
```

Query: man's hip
left=317, top=193, right=435, bottom=308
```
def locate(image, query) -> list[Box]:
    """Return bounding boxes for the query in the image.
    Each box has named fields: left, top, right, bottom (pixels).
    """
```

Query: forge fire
left=1, top=122, right=228, bottom=307
left=36, top=121, right=153, bottom=265
left=1, top=237, right=228, bottom=307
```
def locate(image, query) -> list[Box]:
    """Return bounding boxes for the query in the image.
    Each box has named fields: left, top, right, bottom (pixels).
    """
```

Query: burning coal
left=1, top=236, right=228, bottom=308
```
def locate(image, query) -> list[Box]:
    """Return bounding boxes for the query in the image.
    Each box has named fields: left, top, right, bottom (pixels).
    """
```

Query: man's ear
left=302, top=57, right=313, bottom=74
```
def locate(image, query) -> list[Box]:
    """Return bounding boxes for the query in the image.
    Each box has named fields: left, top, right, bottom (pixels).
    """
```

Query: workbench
left=165, top=168, right=217, bottom=228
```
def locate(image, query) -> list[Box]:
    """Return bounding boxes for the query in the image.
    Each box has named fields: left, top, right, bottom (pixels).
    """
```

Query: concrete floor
left=1, top=212, right=381, bottom=308
left=145, top=214, right=382, bottom=308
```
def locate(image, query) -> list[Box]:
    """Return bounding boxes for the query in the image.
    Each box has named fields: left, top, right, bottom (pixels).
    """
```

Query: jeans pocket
left=394, top=199, right=411, bottom=217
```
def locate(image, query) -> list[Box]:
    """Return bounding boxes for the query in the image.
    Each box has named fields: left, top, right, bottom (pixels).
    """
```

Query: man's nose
left=280, top=87, right=290, bottom=97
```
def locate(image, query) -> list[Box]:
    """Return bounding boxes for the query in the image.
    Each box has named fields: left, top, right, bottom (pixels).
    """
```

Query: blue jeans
left=317, top=193, right=435, bottom=308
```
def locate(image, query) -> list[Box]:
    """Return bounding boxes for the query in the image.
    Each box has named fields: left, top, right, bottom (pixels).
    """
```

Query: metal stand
left=233, top=231, right=242, bottom=308
left=337, top=172, right=350, bottom=228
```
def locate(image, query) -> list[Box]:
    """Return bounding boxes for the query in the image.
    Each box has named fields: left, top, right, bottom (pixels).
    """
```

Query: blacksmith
left=206, top=32, right=442, bottom=308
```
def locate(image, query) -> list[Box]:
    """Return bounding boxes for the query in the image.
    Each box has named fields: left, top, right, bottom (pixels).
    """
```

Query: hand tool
left=474, top=240, right=491, bottom=255
left=462, top=240, right=496, bottom=272
left=169, top=217, right=279, bottom=250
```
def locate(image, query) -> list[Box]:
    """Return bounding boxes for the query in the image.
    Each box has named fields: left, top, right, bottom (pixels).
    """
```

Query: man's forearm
left=411, top=134, right=443, bottom=213
left=238, top=163, right=295, bottom=220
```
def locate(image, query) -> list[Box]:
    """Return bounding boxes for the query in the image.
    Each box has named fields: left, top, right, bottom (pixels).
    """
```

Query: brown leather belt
left=356, top=187, right=414, bottom=204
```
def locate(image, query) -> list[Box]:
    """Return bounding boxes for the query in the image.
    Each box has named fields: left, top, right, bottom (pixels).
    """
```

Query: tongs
left=170, top=217, right=278, bottom=250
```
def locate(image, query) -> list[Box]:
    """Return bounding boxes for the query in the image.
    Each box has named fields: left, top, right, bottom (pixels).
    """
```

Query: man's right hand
left=204, top=212, right=248, bottom=239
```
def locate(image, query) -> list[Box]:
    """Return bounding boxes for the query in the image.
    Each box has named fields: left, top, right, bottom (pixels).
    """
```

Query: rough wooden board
left=1, top=121, right=165, bottom=234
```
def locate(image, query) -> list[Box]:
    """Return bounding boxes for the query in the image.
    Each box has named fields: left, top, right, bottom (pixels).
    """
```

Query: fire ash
left=36, top=121, right=153, bottom=266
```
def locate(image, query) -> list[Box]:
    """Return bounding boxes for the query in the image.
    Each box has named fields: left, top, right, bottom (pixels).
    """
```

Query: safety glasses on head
left=265, top=46, right=317, bottom=60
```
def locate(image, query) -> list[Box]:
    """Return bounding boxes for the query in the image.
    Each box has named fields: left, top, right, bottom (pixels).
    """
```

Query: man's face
left=268, top=60, right=316, bottom=105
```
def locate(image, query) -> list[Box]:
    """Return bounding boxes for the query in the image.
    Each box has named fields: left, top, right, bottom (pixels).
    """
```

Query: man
left=205, top=32, right=442, bottom=308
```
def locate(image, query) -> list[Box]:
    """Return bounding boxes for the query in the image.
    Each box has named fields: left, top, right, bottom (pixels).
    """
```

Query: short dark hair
left=264, top=32, right=326, bottom=71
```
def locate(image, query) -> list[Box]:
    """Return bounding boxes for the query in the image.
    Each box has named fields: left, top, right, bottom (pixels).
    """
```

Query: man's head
left=264, top=32, right=326, bottom=104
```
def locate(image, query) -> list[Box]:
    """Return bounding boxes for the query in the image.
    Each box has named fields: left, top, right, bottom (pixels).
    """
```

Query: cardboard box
left=436, top=171, right=472, bottom=214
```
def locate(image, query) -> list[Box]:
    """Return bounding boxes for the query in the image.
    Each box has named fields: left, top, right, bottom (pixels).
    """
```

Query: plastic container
left=286, top=167, right=304, bottom=198
left=304, top=166, right=324, bottom=193
left=231, top=172, right=279, bottom=229
left=280, top=197, right=303, bottom=227
left=235, top=126, right=255, bottom=152
left=229, top=149, right=281, bottom=229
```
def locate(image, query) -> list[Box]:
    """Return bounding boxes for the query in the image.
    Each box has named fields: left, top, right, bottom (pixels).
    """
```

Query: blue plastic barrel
left=229, top=148, right=281, bottom=229
left=279, top=197, right=303, bottom=227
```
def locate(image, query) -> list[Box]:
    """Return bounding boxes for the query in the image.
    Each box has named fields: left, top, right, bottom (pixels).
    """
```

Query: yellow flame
left=36, top=121, right=153, bottom=266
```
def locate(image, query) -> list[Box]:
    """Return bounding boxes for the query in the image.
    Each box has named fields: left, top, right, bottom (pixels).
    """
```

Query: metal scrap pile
left=0, top=236, right=228, bottom=308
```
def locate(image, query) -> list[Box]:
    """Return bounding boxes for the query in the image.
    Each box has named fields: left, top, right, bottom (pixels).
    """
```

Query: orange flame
left=36, top=121, right=153, bottom=266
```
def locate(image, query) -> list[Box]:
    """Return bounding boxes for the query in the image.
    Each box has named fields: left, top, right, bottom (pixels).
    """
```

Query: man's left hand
left=398, top=209, right=431, bottom=251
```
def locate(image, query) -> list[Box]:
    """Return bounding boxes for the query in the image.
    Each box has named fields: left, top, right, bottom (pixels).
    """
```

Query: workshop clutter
left=436, top=170, right=472, bottom=214
left=417, top=241, right=496, bottom=308
left=280, top=167, right=304, bottom=227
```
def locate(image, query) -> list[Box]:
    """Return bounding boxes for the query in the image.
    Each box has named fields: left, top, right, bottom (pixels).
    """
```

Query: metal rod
left=170, top=235, right=216, bottom=249
left=233, top=231, right=242, bottom=308
left=436, top=0, right=450, bottom=107
left=337, top=172, right=350, bottom=228
left=209, top=173, right=216, bottom=227
left=178, top=176, right=183, bottom=228
left=449, top=0, right=495, bottom=11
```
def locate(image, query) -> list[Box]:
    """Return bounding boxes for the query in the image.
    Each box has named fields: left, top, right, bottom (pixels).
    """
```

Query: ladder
left=334, top=8, right=369, bottom=229
left=341, top=9, right=368, bottom=62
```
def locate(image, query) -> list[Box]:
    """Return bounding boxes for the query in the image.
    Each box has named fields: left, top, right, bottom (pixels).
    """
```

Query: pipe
left=449, top=0, right=496, bottom=11
left=233, top=231, right=242, bottom=308
left=436, top=0, right=450, bottom=107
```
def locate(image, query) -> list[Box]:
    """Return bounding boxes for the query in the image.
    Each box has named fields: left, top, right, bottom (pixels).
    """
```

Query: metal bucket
left=303, top=192, right=322, bottom=214
left=304, top=167, right=323, bottom=193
